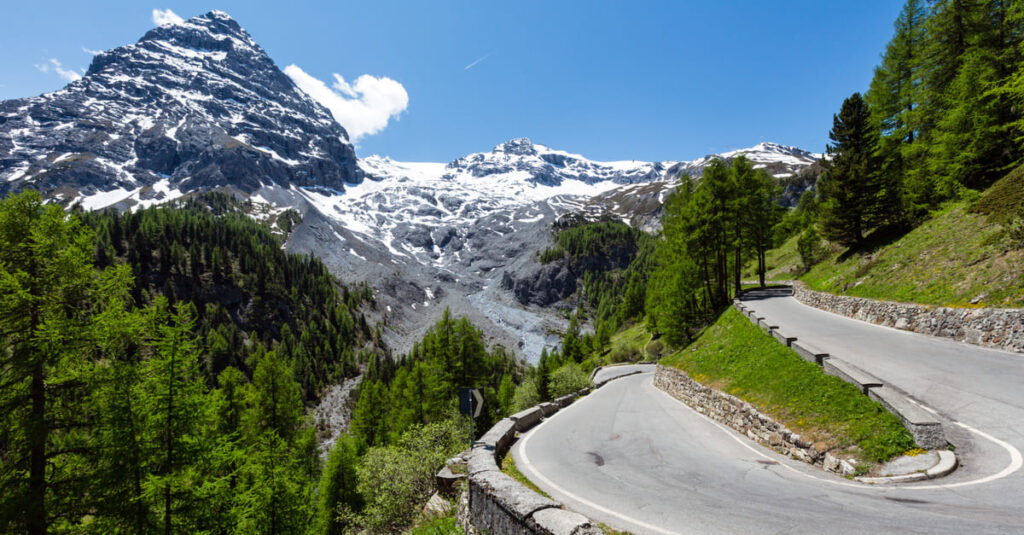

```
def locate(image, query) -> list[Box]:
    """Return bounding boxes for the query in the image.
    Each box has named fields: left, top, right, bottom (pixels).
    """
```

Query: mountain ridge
left=0, top=9, right=822, bottom=361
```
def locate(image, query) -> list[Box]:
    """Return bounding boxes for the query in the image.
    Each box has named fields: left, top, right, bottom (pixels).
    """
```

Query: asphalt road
left=511, top=292, right=1024, bottom=534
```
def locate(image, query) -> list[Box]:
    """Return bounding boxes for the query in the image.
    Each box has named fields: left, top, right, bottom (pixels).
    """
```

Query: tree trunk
left=733, top=246, right=742, bottom=296
left=27, top=253, right=46, bottom=535
left=28, top=362, right=46, bottom=535
left=164, top=336, right=176, bottom=535
left=758, top=249, right=766, bottom=288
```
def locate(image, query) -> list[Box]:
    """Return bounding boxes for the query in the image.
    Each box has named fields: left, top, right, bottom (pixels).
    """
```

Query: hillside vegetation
left=750, top=165, right=1024, bottom=308
left=661, top=308, right=916, bottom=465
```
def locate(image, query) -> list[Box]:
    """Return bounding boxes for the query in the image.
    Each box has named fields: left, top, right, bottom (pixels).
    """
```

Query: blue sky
left=1, top=1, right=903, bottom=162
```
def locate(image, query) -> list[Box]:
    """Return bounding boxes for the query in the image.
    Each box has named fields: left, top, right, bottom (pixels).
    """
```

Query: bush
left=548, top=364, right=590, bottom=398
left=356, top=420, right=466, bottom=533
left=797, top=226, right=826, bottom=271
left=1006, top=207, right=1024, bottom=249
left=645, top=339, right=665, bottom=360
left=608, top=342, right=640, bottom=363
left=511, top=379, right=540, bottom=412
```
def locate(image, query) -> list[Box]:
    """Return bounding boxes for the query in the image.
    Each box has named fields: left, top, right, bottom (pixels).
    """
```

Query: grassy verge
left=660, top=308, right=915, bottom=463
left=590, top=323, right=666, bottom=368
left=500, top=454, right=552, bottom=499
left=801, top=201, right=1024, bottom=307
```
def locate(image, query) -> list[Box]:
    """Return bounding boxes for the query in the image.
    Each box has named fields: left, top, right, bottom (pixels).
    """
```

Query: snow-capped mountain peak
left=0, top=10, right=360, bottom=207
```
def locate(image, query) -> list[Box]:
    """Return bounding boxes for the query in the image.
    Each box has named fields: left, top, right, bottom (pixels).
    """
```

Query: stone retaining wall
left=736, top=300, right=948, bottom=450
left=793, top=281, right=1024, bottom=353
left=455, top=388, right=606, bottom=535
left=654, top=365, right=860, bottom=476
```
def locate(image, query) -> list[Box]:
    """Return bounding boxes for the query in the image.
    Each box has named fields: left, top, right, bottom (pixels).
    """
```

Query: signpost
left=459, top=387, right=484, bottom=443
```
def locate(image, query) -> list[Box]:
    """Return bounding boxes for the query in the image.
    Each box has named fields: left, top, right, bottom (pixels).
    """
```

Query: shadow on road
left=739, top=286, right=794, bottom=301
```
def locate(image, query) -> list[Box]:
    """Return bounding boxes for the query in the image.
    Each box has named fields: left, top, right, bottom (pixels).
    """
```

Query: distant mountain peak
left=493, top=137, right=537, bottom=156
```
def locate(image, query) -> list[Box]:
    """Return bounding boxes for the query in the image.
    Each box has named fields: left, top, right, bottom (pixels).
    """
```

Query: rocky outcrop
left=501, top=260, right=578, bottom=307
left=653, top=365, right=860, bottom=476
left=793, top=282, right=1024, bottom=353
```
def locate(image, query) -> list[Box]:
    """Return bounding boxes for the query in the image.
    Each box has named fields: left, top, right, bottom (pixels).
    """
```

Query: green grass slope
left=751, top=165, right=1024, bottom=307
left=802, top=200, right=1024, bottom=307
left=661, top=308, right=915, bottom=464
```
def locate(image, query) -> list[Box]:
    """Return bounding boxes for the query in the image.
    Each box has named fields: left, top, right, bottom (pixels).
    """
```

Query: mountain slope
left=0, top=10, right=360, bottom=206
left=0, top=10, right=822, bottom=361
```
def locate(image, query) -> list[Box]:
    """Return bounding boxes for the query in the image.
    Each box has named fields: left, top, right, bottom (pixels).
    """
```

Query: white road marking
left=518, top=370, right=1024, bottom=535
left=651, top=375, right=1023, bottom=490
left=518, top=373, right=684, bottom=535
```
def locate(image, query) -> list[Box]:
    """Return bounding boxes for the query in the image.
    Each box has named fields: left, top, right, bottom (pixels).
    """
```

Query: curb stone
left=856, top=450, right=958, bottom=484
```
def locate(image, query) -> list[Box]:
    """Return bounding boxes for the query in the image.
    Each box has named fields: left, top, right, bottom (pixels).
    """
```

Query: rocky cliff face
left=0, top=10, right=360, bottom=205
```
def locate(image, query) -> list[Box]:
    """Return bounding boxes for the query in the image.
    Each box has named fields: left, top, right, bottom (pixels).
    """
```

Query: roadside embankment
left=658, top=306, right=925, bottom=477
left=793, top=280, right=1024, bottom=353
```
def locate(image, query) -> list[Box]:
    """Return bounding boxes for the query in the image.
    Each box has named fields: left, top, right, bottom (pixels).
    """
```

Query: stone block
left=554, top=394, right=576, bottom=409
left=478, top=418, right=518, bottom=456
left=538, top=402, right=558, bottom=417
left=791, top=340, right=829, bottom=365
left=840, top=460, right=857, bottom=476
left=509, top=407, right=544, bottom=432
left=467, top=445, right=500, bottom=475
left=757, top=318, right=778, bottom=332
left=868, top=386, right=946, bottom=449
left=470, top=470, right=560, bottom=527
left=435, top=466, right=465, bottom=497
left=823, top=452, right=840, bottom=472
left=530, top=508, right=602, bottom=535
left=822, top=358, right=884, bottom=395
left=771, top=329, right=797, bottom=347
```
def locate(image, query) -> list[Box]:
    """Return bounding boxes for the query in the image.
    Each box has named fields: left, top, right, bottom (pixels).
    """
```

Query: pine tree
left=316, top=433, right=362, bottom=535
left=138, top=299, right=208, bottom=534
left=0, top=191, right=103, bottom=534
left=818, top=93, right=887, bottom=247
left=497, top=374, right=516, bottom=416
left=867, top=0, right=925, bottom=216
left=90, top=266, right=152, bottom=534
left=235, top=350, right=316, bottom=534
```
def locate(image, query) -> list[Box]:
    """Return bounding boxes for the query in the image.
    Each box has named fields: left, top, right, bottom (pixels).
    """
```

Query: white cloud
left=152, top=8, right=184, bottom=26
left=36, top=58, right=81, bottom=82
left=284, top=65, right=409, bottom=142
left=82, top=46, right=103, bottom=55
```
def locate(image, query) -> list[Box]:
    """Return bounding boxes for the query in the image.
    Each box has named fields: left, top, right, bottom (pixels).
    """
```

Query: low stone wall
left=735, top=299, right=948, bottom=450
left=456, top=388, right=607, bottom=535
left=654, top=365, right=860, bottom=476
left=793, top=281, right=1024, bottom=353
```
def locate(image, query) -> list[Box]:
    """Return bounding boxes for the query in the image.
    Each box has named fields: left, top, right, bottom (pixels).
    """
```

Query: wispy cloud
left=152, top=8, right=183, bottom=26
left=464, top=54, right=491, bottom=70
left=82, top=46, right=103, bottom=55
left=35, top=58, right=81, bottom=82
left=285, top=65, right=409, bottom=142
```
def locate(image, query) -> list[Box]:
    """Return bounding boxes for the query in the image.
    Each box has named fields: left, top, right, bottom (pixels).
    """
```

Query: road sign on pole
left=459, top=387, right=483, bottom=418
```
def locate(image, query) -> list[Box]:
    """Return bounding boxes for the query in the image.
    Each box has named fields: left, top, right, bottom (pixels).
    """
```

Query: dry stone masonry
left=452, top=388, right=604, bottom=535
left=793, top=281, right=1024, bottom=353
left=653, top=365, right=860, bottom=475
left=734, top=298, right=948, bottom=450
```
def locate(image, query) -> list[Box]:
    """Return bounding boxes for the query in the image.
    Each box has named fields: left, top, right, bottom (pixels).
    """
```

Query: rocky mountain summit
left=438, top=137, right=673, bottom=186
left=0, top=10, right=360, bottom=206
